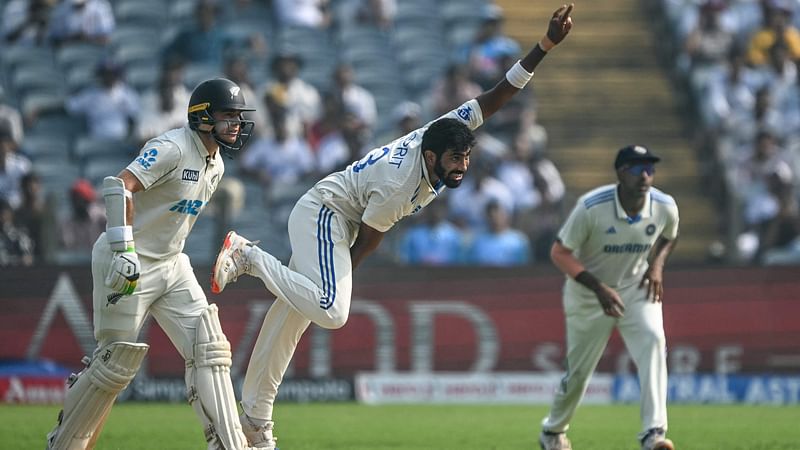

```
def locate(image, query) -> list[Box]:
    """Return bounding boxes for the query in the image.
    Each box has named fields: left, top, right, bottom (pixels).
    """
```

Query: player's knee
left=317, top=309, right=349, bottom=329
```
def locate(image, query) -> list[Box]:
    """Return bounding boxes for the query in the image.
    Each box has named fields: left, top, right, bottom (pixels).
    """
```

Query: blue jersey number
left=352, top=147, right=390, bottom=173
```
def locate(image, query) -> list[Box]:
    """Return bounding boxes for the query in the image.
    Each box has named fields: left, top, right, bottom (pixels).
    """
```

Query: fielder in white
left=207, top=5, right=575, bottom=448
left=47, top=78, right=261, bottom=450
left=538, top=145, right=679, bottom=450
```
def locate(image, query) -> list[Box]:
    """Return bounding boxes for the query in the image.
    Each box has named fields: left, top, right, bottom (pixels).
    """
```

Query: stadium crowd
left=656, top=0, right=800, bottom=264
left=0, top=0, right=569, bottom=268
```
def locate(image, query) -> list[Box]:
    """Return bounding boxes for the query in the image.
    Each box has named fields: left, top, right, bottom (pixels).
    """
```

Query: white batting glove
left=105, top=248, right=141, bottom=298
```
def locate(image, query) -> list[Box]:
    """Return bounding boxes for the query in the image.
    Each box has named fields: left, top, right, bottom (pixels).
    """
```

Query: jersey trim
left=650, top=188, right=676, bottom=205
left=583, top=188, right=615, bottom=209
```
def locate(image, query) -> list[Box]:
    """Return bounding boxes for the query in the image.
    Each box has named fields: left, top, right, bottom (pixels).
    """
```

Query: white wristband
left=505, top=60, right=534, bottom=89
left=107, top=225, right=134, bottom=250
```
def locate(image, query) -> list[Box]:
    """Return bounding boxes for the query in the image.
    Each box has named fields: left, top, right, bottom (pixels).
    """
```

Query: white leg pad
left=47, top=342, right=149, bottom=450
left=186, top=304, right=250, bottom=450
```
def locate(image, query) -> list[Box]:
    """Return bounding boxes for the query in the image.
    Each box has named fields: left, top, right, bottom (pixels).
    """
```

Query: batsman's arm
left=115, top=169, right=144, bottom=225
left=350, top=222, right=385, bottom=270
left=476, top=3, right=574, bottom=120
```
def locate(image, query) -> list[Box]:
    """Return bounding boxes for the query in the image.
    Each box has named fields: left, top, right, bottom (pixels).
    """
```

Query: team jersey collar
left=420, top=156, right=444, bottom=195
left=188, top=124, right=218, bottom=163
left=614, top=185, right=653, bottom=223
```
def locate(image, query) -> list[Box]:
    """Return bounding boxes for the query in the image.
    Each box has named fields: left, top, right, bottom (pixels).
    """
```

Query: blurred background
left=1, top=0, right=799, bottom=407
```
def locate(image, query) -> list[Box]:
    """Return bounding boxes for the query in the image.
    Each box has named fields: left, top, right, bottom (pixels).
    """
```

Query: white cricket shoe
left=539, top=430, right=572, bottom=450
left=211, top=231, right=257, bottom=294
left=641, top=428, right=675, bottom=450
left=239, top=413, right=278, bottom=449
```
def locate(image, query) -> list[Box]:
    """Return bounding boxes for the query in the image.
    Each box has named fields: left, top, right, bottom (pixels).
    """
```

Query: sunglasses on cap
left=624, top=163, right=656, bottom=176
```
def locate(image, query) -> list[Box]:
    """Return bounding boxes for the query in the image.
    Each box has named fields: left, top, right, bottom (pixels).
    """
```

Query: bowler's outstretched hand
left=546, top=4, right=574, bottom=47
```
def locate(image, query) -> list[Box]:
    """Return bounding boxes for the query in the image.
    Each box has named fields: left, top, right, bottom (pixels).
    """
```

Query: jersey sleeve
left=661, top=201, right=680, bottom=240
left=361, top=184, right=407, bottom=233
left=557, top=200, right=591, bottom=252
left=436, top=99, right=484, bottom=131
left=125, top=140, right=181, bottom=190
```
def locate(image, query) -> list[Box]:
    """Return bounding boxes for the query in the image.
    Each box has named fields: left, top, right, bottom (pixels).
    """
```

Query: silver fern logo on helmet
left=229, top=86, right=240, bottom=99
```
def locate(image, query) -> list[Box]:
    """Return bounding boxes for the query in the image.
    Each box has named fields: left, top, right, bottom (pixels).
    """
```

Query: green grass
left=9, top=402, right=798, bottom=449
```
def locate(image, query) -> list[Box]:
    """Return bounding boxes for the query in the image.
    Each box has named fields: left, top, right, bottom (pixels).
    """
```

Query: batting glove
left=105, top=246, right=140, bottom=297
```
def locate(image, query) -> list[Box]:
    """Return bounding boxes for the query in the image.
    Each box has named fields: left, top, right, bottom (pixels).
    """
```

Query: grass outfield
left=8, top=402, right=797, bottom=449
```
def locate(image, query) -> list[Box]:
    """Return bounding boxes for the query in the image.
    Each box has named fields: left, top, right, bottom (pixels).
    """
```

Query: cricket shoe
left=211, top=231, right=258, bottom=294
left=641, top=428, right=674, bottom=450
left=539, top=430, right=572, bottom=450
left=239, top=413, right=278, bottom=449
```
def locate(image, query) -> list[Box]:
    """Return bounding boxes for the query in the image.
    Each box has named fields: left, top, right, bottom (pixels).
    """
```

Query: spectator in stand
left=682, top=0, right=735, bottom=92
left=1, top=0, right=54, bottom=45
left=163, top=0, right=228, bottom=67
left=65, top=58, right=140, bottom=141
left=429, top=63, right=483, bottom=118
left=0, top=87, right=25, bottom=148
left=240, top=92, right=315, bottom=191
left=0, top=123, right=32, bottom=210
left=746, top=0, right=800, bottom=66
left=0, top=198, right=34, bottom=266
left=308, top=94, right=352, bottom=175
left=329, top=62, right=377, bottom=135
left=756, top=165, right=800, bottom=264
left=262, top=52, right=322, bottom=142
left=398, top=200, right=465, bottom=266
left=14, top=172, right=46, bottom=261
left=59, top=177, right=106, bottom=252
left=136, top=59, right=190, bottom=143
left=376, top=100, right=422, bottom=145
left=273, top=0, right=331, bottom=29
left=354, top=0, right=396, bottom=30
left=47, top=0, right=114, bottom=46
left=447, top=159, right=514, bottom=230
left=736, top=129, right=794, bottom=260
left=454, top=3, right=521, bottom=89
left=702, top=47, right=758, bottom=133
left=224, top=54, right=268, bottom=138
left=466, top=200, right=531, bottom=266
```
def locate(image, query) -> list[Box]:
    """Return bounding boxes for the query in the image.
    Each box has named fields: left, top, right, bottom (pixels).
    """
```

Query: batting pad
left=186, top=304, right=250, bottom=450
left=48, top=342, right=149, bottom=450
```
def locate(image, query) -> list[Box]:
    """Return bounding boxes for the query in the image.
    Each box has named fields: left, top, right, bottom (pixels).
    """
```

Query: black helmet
left=188, top=78, right=256, bottom=157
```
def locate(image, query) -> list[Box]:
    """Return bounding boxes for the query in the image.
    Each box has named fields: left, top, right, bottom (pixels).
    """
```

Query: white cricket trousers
left=91, top=233, right=210, bottom=353
left=241, top=189, right=357, bottom=421
left=541, top=281, right=668, bottom=439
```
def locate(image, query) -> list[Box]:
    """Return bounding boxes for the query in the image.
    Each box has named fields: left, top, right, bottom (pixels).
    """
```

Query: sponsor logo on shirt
left=169, top=199, right=204, bottom=216
left=606, top=226, right=617, bottom=234
left=603, top=243, right=652, bottom=254
left=136, top=148, right=158, bottom=170
left=182, top=169, right=200, bottom=182
left=457, top=105, right=473, bottom=121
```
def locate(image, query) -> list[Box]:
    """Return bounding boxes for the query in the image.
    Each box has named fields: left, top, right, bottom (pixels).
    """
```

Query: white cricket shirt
left=125, top=125, right=224, bottom=259
left=313, top=100, right=484, bottom=232
left=558, top=183, right=679, bottom=291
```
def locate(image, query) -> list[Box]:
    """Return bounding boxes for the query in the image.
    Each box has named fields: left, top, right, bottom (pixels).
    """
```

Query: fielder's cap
left=614, top=144, right=661, bottom=169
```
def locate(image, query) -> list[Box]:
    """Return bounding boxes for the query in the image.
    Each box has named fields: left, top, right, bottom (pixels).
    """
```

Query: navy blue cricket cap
left=614, top=144, right=661, bottom=169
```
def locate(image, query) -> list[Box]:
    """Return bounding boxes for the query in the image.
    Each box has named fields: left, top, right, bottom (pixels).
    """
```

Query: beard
left=434, top=157, right=464, bottom=188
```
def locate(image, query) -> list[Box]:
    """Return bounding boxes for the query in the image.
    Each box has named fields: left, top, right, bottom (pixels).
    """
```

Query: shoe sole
left=210, top=231, right=236, bottom=294
left=653, top=439, right=674, bottom=450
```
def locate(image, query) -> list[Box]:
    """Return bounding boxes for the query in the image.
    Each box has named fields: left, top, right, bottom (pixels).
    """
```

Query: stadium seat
left=20, top=134, right=72, bottom=162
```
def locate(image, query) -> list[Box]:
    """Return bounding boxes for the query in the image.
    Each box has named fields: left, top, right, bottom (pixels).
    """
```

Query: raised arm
left=476, top=3, right=574, bottom=120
